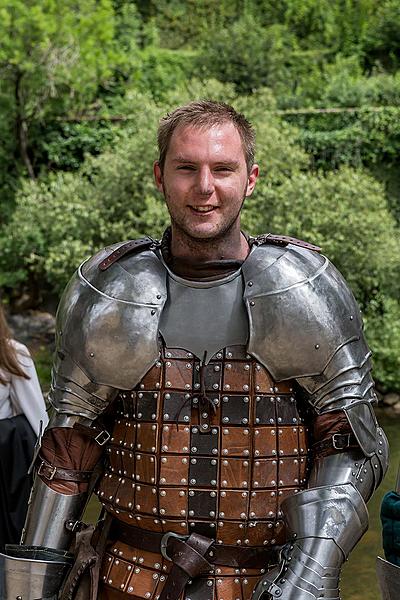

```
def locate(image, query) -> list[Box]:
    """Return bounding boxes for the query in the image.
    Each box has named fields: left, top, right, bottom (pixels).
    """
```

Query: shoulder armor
left=56, top=241, right=167, bottom=390
left=243, top=244, right=362, bottom=380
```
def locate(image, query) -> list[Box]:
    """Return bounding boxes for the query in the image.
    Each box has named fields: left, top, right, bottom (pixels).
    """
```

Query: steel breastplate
left=97, top=344, right=310, bottom=547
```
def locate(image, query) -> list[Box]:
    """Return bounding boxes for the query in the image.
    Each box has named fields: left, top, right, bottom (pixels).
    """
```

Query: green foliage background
left=0, top=0, right=399, bottom=390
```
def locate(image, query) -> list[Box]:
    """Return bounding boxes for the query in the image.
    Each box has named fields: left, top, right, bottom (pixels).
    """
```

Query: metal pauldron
left=242, top=245, right=363, bottom=381
left=53, top=247, right=167, bottom=395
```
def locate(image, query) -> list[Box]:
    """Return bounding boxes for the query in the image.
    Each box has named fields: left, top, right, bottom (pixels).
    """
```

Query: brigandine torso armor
left=4, top=236, right=388, bottom=600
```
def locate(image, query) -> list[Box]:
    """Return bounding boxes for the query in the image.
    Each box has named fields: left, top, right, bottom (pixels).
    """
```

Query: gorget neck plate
left=159, top=265, right=249, bottom=364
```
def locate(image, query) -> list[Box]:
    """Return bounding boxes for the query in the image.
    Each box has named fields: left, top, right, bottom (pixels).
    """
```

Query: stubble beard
left=163, top=186, right=247, bottom=254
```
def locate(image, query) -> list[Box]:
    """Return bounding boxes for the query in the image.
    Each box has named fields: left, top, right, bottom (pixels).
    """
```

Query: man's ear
left=245, top=163, right=259, bottom=197
left=153, top=161, right=164, bottom=193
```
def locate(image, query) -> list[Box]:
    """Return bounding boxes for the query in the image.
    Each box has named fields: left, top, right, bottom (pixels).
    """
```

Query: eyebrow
left=171, top=158, right=196, bottom=164
left=172, top=157, right=241, bottom=168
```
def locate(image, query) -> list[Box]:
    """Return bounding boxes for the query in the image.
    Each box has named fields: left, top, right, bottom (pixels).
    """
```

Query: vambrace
left=3, top=360, right=117, bottom=599
left=254, top=327, right=388, bottom=599
left=21, top=478, right=88, bottom=548
left=21, top=405, right=112, bottom=551
left=254, top=409, right=389, bottom=599
left=20, top=342, right=118, bottom=549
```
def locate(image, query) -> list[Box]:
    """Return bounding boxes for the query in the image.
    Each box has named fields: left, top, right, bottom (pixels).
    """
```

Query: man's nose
left=196, top=168, right=214, bottom=195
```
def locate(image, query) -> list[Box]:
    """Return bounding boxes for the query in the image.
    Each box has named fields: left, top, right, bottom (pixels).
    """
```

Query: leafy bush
left=198, top=16, right=298, bottom=94
left=136, top=47, right=197, bottom=101
left=243, top=166, right=400, bottom=306
left=364, top=296, right=400, bottom=392
left=33, top=121, right=117, bottom=171
left=0, top=92, right=166, bottom=296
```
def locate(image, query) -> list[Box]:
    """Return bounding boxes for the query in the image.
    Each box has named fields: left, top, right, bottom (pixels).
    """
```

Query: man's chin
left=173, top=217, right=238, bottom=242
left=184, top=226, right=224, bottom=241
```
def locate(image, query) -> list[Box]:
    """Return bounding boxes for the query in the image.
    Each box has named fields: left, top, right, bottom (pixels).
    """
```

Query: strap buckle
left=65, top=519, right=87, bottom=533
left=95, top=430, right=111, bottom=446
left=332, top=433, right=351, bottom=450
left=37, top=460, right=57, bottom=480
left=160, top=532, right=189, bottom=561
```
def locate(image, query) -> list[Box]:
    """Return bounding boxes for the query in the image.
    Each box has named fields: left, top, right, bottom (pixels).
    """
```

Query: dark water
left=86, top=409, right=399, bottom=599
left=341, top=410, right=399, bottom=600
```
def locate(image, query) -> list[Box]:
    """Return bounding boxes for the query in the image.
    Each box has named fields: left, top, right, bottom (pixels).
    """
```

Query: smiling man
left=153, top=111, right=257, bottom=261
left=2, top=101, right=388, bottom=600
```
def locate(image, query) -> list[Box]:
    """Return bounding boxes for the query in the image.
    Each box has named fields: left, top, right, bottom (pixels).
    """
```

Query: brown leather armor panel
left=99, top=539, right=270, bottom=599
left=97, top=345, right=311, bottom=598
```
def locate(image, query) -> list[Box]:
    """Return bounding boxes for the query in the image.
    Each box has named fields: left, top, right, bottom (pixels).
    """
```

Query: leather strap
left=59, top=516, right=112, bottom=600
left=36, top=456, right=92, bottom=482
left=99, top=237, right=157, bottom=271
left=159, top=533, right=213, bottom=600
left=73, top=423, right=111, bottom=446
left=252, top=233, right=322, bottom=253
left=110, top=520, right=278, bottom=568
left=312, top=432, right=358, bottom=456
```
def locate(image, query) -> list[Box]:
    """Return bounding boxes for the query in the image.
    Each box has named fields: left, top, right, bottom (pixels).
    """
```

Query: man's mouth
left=190, top=206, right=216, bottom=213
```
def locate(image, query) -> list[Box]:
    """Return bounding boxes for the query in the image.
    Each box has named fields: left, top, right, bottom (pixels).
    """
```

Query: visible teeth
left=193, top=206, right=214, bottom=212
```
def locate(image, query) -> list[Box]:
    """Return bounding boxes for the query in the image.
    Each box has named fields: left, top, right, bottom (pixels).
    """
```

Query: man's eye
left=177, top=165, right=195, bottom=171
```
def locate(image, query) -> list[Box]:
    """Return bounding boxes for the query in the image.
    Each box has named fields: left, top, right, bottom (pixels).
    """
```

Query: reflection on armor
left=0, top=545, right=73, bottom=600
left=22, top=479, right=87, bottom=548
left=5, top=237, right=388, bottom=600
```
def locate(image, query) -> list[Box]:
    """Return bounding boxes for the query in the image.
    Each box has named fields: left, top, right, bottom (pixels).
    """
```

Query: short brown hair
left=157, top=100, right=256, bottom=173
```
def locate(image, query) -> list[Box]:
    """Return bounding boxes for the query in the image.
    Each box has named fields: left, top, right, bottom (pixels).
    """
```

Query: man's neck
left=169, top=225, right=249, bottom=262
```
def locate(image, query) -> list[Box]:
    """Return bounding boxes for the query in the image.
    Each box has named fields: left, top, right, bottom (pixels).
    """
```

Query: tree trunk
left=15, top=72, right=35, bottom=180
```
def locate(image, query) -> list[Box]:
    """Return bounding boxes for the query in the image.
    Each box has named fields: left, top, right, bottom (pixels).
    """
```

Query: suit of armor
left=0, top=234, right=388, bottom=600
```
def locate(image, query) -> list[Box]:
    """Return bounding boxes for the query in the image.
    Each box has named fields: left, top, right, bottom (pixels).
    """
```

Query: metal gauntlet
left=253, top=484, right=368, bottom=600
left=0, top=546, right=74, bottom=600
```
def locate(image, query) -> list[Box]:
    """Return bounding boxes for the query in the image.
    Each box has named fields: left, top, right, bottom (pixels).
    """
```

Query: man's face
left=154, top=122, right=259, bottom=241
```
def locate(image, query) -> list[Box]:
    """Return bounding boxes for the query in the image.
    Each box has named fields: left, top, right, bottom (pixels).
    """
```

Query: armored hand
left=253, top=484, right=367, bottom=600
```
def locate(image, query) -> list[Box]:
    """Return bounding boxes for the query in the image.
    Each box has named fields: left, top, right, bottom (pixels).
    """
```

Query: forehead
left=166, top=122, right=245, bottom=162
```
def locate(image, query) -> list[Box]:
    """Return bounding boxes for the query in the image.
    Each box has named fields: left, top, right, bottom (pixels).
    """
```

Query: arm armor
left=22, top=242, right=167, bottom=547
left=2, top=242, right=167, bottom=599
left=250, top=246, right=389, bottom=599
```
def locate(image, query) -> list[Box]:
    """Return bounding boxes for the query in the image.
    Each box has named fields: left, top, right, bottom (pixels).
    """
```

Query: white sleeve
left=9, top=342, right=49, bottom=437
